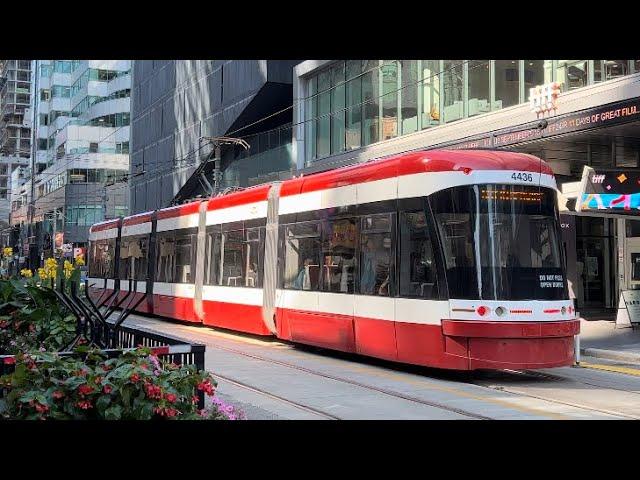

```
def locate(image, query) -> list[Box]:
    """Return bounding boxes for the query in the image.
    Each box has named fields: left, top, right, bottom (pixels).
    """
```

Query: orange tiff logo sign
left=530, top=82, right=562, bottom=116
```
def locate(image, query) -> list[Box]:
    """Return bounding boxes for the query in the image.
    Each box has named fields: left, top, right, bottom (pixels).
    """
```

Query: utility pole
left=27, top=60, right=38, bottom=269
left=200, top=136, right=250, bottom=196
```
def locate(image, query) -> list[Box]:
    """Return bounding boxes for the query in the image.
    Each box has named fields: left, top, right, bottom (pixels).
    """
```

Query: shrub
left=0, top=347, right=242, bottom=420
left=0, top=279, right=77, bottom=355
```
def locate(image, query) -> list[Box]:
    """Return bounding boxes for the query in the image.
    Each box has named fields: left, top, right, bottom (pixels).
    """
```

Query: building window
left=330, top=63, right=346, bottom=154
left=305, top=77, right=317, bottom=161
left=40, top=65, right=52, bottom=78
left=345, top=61, right=362, bottom=151
left=40, top=89, right=50, bottom=101
left=381, top=60, right=399, bottom=141
left=557, top=60, right=588, bottom=91
left=400, top=60, right=418, bottom=135
left=421, top=60, right=441, bottom=128
left=89, top=143, right=98, bottom=153
left=594, top=60, right=630, bottom=82
left=316, top=70, right=331, bottom=159
left=361, top=60, right=380, bottom=146
left=468, top=60, right=491, bottom=116
left=494, top=60, right=520, bottom=109
left=442, top=60, right=464, bottom=123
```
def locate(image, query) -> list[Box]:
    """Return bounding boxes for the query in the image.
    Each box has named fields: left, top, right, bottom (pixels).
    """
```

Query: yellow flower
left=44, top=257, right=58, bottom=279
left=75, top=254, right=85, bottom=267
left=20, top=269, right=33, bottom=278
left=63, top=260, right=74, bottom=279
left=3, top=247, right=13, bottom=258
left=37, top=268, right=47, bottom=280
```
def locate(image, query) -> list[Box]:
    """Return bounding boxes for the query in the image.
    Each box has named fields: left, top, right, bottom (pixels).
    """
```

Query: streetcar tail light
left=476, top=306, right=490, bottom=316
left=462, top=167, right=472, bottom=175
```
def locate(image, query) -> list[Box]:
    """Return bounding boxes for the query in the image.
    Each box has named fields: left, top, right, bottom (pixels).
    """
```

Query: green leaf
left=104, top=404, right=122, bottom=420
left=95, top=394, right=112, bottom=414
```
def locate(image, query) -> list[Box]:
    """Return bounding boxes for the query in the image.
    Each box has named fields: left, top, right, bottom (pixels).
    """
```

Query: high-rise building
left=0, top=60, right=32, bottom=239
left=129, top=60, right=300, bottom=213
left=10, top=60, right=131, bottom=264
left=0, top=59, right=32, bottom=159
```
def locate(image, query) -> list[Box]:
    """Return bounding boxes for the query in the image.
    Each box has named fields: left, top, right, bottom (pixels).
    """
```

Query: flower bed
left=0, top=347, right=246, bottom=420
left=0, top=254, right=245, bottom=420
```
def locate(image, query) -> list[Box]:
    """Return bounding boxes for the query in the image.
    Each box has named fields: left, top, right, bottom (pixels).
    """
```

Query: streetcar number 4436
left=511, top=172, right=533, bottom=182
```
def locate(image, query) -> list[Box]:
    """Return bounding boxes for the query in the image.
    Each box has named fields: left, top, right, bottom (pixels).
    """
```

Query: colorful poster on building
left=579, top=167, right=640, bottom=215
left=54, top=232, right=64, bottom=249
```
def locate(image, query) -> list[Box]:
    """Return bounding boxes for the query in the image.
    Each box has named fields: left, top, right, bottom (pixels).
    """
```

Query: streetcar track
left=471, top=369, right=640, bottom=419
left=211, top=372, right=341, bottom=420
left=202, top=342, right=492, bottom=420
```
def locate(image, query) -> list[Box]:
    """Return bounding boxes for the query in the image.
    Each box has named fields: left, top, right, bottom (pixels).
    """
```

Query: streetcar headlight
left=561, top=306, right=567, bottom=315
left=495, top=306, right=506, bottom=317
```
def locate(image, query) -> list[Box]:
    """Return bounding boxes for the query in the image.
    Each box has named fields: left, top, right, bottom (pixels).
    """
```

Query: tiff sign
left=530, top=82, right=562, bottom=116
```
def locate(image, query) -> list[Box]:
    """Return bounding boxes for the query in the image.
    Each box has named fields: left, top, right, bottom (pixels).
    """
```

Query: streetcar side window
left=156, top=231, right=176, bottom=283
left=204, top=228, right=222, bottom=286
left=221, top=230, right=245, bottom=287
left=245, top=227, right=265, bottom=288
left=175, top=230, right=197, bottom=284
left=118, top=235, right=149, bottom=281
left=359, top=213, right=394, bottom=297
left=399, top=211, right=439, bottom=299
left=89, top=238, right=115, bottom=278
left=321, top=218, right=357, bottom=293
left=282, top=221, right=322, bottom=291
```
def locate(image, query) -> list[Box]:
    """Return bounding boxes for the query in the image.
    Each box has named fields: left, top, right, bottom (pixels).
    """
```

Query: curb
left=581, top=347, right=640, bottom=365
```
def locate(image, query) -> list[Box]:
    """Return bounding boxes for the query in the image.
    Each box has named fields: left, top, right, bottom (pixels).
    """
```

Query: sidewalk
left=579, top=317, right=640, bottom=364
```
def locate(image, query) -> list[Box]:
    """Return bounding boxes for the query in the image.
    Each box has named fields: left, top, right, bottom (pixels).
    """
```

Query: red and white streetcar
left=88, top=149, right=578, bottom=370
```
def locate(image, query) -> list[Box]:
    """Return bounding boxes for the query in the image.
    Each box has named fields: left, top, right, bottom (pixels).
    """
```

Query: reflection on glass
left=381, top=61, right=398, bottom=140
left=442, top=60, right=464, bottom=123
left=345, top=60, right=362, bottom=151
left=400, top=60, right=418, bottom=135
left=557, top=60, right=588, bottom=91
left=468, top=60, right=490, bottom=117
left=494, top=60, right=519, bottom=108
left=421, top=60, right=440, bottom=128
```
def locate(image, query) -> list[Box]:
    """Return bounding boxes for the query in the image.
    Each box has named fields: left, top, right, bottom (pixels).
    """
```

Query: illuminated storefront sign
left=443, top=97, right=640, bottom=150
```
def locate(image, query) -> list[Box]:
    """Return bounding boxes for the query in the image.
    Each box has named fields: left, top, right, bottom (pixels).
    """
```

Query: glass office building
left=293, top=59, right=640, bottom=318
left=299, top=60, right=639, bottom=166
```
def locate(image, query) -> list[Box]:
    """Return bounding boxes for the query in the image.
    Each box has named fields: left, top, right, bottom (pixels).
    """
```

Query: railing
left=0, top=277, right=207, bottom=409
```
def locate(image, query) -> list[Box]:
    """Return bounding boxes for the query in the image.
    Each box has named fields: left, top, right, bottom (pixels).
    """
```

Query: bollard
left=574, top=334, right=581, bottom=366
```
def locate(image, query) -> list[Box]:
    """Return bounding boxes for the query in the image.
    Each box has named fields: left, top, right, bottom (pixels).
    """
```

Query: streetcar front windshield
left=430, top=184, right=567, bottom=301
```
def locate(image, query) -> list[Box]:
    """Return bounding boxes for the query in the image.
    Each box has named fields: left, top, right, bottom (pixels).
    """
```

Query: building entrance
left=575, top=216, right=616, bottom=310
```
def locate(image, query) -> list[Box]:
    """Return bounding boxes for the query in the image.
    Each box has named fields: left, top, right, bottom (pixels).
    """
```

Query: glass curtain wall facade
left=302, top=60, right=640, bottom=164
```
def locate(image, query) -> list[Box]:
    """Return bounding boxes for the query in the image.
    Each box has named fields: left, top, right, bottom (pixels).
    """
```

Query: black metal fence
left=1, top=278, right=207, bottom=411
